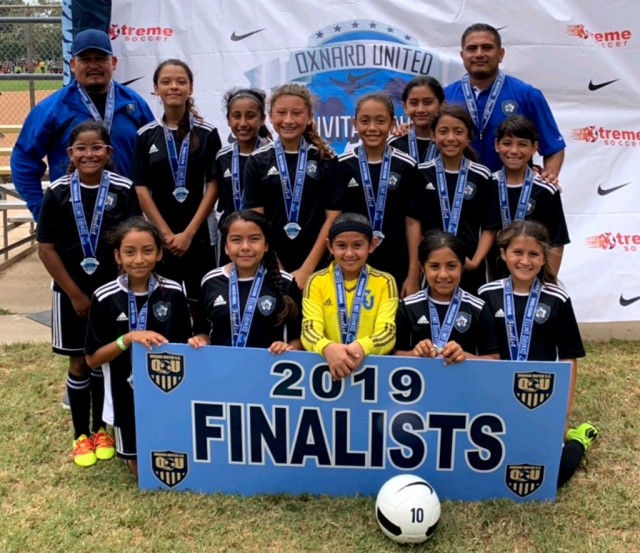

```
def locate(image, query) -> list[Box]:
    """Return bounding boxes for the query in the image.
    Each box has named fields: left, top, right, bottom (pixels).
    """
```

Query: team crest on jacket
left=151, top=451, right=189, bottom=488
left=258, top=295, right=276, bottom=316
left=388, top=172, right=400, bottom=190
left=505, top=464, right=545, bottom=498
left=105, top=192, right=117, bottom=210
left=306, top=160, right=318, bottom=177
left=464, top=183, right=476, bottom=200
left=502, top=100, right=518, bottom=115
left=147, top=352, right=184, bottom=393
left=534, top=303, right=550, bottom=323
left=454, top=312, right=471, bottom=333
left=513, top=371, right=555, bottom=409
left=153, top=301, right=171, bottom=322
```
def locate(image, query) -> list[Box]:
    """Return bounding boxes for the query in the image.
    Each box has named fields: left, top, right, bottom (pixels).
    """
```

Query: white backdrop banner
left=108, top=0, right=639, bottom=323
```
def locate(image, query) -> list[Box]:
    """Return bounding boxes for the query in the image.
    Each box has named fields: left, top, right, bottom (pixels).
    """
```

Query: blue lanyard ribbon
left=408, top=127, right=437, bottom=163
left=434, top=155, right=469, bottom=235
left=229, top=263, right=266, bottom=347
left=503, top=277, right=542, bottom=361
left=274, top=138, right=308, bottom=226
left=334, top=264, right=369, bottom=344
left=70, top=169, right=110, bottom=262
left=461, top=70, right=505, bottom=141
left=124, top=274, right=156, bottom=331
left=77, top=81, right=115, bottom=134
left=498, top=167, right=535, bottom=228
left=231, top=139, right=261, bottom=211
left=163, top=116, right=192, bottom=190
left=426, top=287, right=463, bottom=349
left=358, top=145, right=391, bottom=236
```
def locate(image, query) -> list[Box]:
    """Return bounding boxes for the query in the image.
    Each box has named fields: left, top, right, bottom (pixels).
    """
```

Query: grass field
left=0, top=341, right=638, bottom=553
left=0, top=80, right=63, bottom=93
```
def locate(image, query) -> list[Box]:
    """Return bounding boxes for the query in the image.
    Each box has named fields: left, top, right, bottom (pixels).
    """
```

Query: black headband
left=228, top=89, right=265, bottom=110
left=329, top=221, right=373, bottom=240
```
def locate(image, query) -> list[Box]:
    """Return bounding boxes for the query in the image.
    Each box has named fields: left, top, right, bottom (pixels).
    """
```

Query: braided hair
left=221, top=210, right=299, bottom=326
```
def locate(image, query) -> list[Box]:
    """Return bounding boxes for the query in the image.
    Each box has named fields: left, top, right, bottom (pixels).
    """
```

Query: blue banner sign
left=133, top=344, right=570, bottom=501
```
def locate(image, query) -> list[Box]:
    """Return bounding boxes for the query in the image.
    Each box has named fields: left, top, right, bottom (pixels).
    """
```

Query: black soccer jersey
left=339, top=146, right=419, bottom=286
left=387, top=134, right=436, bottom=164
left=84, top=276, right=192, bottom=426
left=395, top=289, right=499, bottom=355
left=477, top=279, right=585, bottom=361
left=129, top=119, right=222, bottom=243
left=215, top=144, right=250, bottom=229
left=194, top=266, right=302, bottom=348
left=242, top=142, right=341, bottom=272
left=37, top=171, right=139, bottom=296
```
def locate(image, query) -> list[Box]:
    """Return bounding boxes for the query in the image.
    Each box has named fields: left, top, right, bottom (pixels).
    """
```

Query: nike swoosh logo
left=597, top=182, right=631, bottom=196
left=588, top=79, right=619, bottom=91
left=231, top=28, right=266, bottom=41
left=121, top=76, right=145, bottom=87
left=620, top=294, right=640, bottom=307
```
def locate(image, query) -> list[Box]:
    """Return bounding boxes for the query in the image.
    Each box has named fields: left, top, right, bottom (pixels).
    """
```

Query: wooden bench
left=0, top=199, right=36, bottom=266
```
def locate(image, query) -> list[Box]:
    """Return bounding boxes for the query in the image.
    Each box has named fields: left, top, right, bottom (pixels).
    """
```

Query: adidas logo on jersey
left=223, top=168, right=231, bottom=178
left=426, top=182, right=435, bottom=191
left=495, top=308, right=505, bottom=318
left=116, top=312, right=128, bottom=322
left=149, top=144, right=159, bottom=154
left=213, top=295, right=227, bottom=307
left=323, top=298, right=332, bottom=306
left=267, top=166, right=279, bottom=176
left=417, top=315, right=429, bottom=325
left=347, top=178, right=359, bottom=188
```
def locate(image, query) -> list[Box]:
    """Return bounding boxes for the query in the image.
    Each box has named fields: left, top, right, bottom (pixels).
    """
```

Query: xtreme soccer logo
left=585, top=232, right=640, bottom=252
left=109, top=24, right=174, bottom=42
left=566, top=24, right=632, bottom=48
left=572, top=126, right=640, bottom=148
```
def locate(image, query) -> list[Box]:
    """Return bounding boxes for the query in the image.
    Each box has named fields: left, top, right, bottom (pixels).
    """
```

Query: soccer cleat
left=92, top=428, right=116, bottom=461
left=566, top=422, right=599, bottom=452
left=72, top=434, right=97, bottom=467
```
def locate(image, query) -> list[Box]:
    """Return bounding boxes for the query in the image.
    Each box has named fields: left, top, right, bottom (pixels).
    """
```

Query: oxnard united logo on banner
left=244, top=19, right=443, bottom=153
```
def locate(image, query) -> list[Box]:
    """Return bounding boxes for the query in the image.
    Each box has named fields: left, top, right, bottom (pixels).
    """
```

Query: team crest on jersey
left=105, top=192, right=117, bottom=210
left=151, top=451, right=189, bottom=488
left=502, top=100, right=518, bottom=115
left=388, top=172, right=400, bottom=190
left=505, top=464, right=545, bottom=498
left=258, top=295, right=276, bottom=316
left=513, top=371, right=555, bottom=409
left=534, top=303, right=551, bottom=323
left=363, top=289, right=374, bottom=310
left=306, top=160, right=318, bottom=177
left=454, top=312, right=471, bottom=333
left=526, top=199, right=536, bottom=215
left=147, top=352, right=184, bottom=393
left=153, top=301, right=170, bottom=322
left=464, top=183, right=477, bottom=200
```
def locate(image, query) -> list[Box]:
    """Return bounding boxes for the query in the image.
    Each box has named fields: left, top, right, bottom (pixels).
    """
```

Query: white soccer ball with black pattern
left=375, top=475, right=441, bottom=544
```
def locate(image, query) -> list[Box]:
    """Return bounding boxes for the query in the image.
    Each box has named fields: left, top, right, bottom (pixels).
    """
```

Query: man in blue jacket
left=444, top=23, right=565, bottom=179
left=11, top=29, right=154, bottom=222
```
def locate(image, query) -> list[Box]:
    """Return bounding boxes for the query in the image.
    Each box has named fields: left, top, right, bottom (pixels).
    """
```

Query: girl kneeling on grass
left=189, top=210, right=302, bottom=352
left=85, top=217, right=192, bottom=478
left=301, top=213, right=399, bottom=380
left=478, top=220, right=598, bottom=488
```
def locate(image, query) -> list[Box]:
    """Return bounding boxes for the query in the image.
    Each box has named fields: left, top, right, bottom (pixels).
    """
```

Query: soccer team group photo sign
left=133, top=344, right=570, bottom=502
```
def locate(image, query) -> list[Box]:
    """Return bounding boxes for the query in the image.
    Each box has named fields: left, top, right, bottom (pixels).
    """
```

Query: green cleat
left=566, top=422, right=599, bottom=452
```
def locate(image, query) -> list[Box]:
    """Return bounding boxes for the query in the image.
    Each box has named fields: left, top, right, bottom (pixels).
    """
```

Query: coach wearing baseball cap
left=11, top=29, right=154, bottom=221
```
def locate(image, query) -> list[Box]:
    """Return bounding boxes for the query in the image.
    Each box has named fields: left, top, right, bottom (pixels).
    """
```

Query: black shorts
left=156, top=239, right=216, bottom=304
left=52, top=288, right=88, bottom=356
left=114, top=420, right=137, bottom=460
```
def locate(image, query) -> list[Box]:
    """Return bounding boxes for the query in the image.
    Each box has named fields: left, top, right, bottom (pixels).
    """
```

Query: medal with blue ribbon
left=426, top=287, right=463, bottom=350
left=461, top=70, right=505, bottom=141
left=434, top=155, right=470, bottom=235
left=164, top=116, right=192, bottom=203
left=358, top=145, right=391, bottom=245
left=334, top=264, right=369, bottom=344
left=503, top=277, right=542, bottom=361
left=498, top=166, right=535, bottom=228
left=229, top=263, right=266, bottom=347
left=70, top=169, right=110, bottom=275
left=274, top=138, right=308, bottom=240
left=123, top=274, right=156, bottom=331
left=77, top=81, right=115, bottom=134
left=408, top=127, right=438, bottom=164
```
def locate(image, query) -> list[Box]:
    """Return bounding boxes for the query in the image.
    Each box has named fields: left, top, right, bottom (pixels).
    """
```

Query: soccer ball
left=375, top=475, right=441, bottom=544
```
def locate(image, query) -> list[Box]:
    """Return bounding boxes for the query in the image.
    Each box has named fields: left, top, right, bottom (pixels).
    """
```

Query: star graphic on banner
left=334, top=25, right=342, bottom=32
left=316, top=31, right=324, bottom=38
left=352, top=21, right=359, bottom=28
left=369, top=22, right=377, bottom=28
left=405, top=34, right=412, bottom=40
left=387, top=27, right=394, bottom=33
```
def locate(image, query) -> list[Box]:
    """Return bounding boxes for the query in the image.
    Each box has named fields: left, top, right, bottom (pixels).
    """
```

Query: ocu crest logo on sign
left=505, top=464, right=545, bottom=498
left=147, top=352, right=185, bottom=393
left=151, top=451, right=189, bottom=488
left=513, top=371, right=555, bottom=410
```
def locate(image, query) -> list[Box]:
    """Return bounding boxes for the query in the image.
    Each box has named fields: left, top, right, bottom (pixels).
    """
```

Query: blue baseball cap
left=72, top=29, right=113, bottom=56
